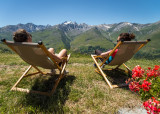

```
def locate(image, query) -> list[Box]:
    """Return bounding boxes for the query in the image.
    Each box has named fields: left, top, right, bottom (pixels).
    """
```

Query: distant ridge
left=0, top=23, right=52, bottom=33
left=0, top=20, right=160, bottom=58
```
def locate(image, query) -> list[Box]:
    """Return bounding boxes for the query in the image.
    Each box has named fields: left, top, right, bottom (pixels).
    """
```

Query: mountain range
left=0, top=21, right=160, bottom=59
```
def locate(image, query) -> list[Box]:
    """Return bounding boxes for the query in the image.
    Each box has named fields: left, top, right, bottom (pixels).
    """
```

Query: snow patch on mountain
left=64, top=21, right=73, bottom=25
left=96, top=24, right=112, bottom=31
left=113, top=22, right=133, bottom=31
left=133, top=26, right=139, bottom=31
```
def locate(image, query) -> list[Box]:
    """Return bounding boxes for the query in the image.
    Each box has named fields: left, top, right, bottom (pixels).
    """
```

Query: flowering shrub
left=126, top=65, right=160, bottom=114
left=143, top=97, right=160, bottom=114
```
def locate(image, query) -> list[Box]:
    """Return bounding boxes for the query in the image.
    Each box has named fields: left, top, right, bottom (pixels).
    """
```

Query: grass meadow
left=0, top=53, right=159, bottom=113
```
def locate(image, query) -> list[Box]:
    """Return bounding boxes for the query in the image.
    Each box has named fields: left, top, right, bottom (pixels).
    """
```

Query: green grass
left=0, top=53, right=159, bottom=113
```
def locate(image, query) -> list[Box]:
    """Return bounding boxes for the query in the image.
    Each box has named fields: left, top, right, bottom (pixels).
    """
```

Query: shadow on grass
left=20, top=74, right=76, bottom=113
left=103, top=68, right=131, bottom=89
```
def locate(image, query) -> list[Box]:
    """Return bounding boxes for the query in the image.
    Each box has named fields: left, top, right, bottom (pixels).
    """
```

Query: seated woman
left=13, top=29, right=67, bottom=74
left=95, top=33, right=135, bottom=65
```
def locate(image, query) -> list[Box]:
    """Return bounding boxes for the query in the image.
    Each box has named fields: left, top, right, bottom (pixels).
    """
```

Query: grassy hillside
left=0, top=32, right=12, bottom=40
left=0, top=24, right=159, bottom=59
left=32, top=28, right=70, bottom=51
left=0, top=43, right=12, bottom=53
left=71, top=27, right=114, bottom=54
left=108, top=26, right=138, bottom=42
left=135, top=29, right=160, bottom=59
left=0, top=53, right=159, bottom=113
left=0, top=29, right=70, bottom=53
left=0, top=32, right=13, bottom=53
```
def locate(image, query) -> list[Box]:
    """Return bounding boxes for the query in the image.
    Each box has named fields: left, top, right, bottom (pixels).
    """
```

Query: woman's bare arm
left=100, top=50, right=112, bottom=58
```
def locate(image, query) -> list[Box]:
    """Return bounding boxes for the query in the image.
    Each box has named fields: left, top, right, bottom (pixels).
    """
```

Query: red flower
left=129, top=81, right=141, bottom=92
left=132, top=65, right=144, bottom=79
left=128, top=65, right=160, bottom=114
left=147, top=70, right=155, bottom=78
left=142, top=80, right=151, bottom=91
left=154, top=65, right=160, bottom=71
left=143, top=97, right=160, bottom=114
left=147, top=66, right=160, bottom=78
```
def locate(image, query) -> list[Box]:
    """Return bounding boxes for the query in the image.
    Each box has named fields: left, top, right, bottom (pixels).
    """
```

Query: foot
left=94, top=63, right=97, bottom=68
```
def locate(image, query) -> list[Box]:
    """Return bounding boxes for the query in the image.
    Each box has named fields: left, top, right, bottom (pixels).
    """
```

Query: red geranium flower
left=142, top=80, right=151, bottom=91
left=147, top=65, right=160, bottom=78
left=132, top=65, right=144, bottom=79
left=129, top=81, right=141, bottom=92
left=128, top=65, right=160, bottom=114
left=154, top=65, right=160, bottom=71
left=143, top=97, right=160, bottom=114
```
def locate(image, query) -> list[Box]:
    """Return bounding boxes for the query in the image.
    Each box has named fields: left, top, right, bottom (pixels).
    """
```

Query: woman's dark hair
left=118, top=33, right=135, bottom=42
left=13, top=29, right=31, bottom=42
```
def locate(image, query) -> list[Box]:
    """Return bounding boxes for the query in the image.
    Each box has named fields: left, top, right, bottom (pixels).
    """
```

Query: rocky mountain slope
left=0, top=21, right=160, bottom=58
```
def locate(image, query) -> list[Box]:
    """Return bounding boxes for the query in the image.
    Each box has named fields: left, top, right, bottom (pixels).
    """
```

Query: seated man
left=13, top=29, right=67, bottom=74
left=95, top=33, right=135, bottom=66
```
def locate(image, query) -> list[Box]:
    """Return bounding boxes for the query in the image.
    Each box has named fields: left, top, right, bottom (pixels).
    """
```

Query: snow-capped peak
left=97, top=24, right=111, bottom=31
left=113, top=22, right=133, bottom=32
left=63, top=21, right=73, bottom=25
left=101, top=24, right=111, bottom=29
left=124, top=22, right=132, bottom=26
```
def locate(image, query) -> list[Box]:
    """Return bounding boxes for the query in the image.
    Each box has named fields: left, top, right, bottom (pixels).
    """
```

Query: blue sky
left=0, top=0, right=160, bottom=27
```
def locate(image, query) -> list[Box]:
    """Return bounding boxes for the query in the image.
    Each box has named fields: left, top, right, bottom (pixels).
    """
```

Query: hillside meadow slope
left=0, top=53, right=159, bottom=113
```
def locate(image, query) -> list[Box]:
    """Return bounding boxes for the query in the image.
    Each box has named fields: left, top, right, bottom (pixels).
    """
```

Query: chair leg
left=11, top=65, right=33, bottom=91
left=32, top=66, right=44, bottom=75
left=10, top=65, right=47, bottom=95
left=91, top=55, right=129, bottom=89
left=49, top=54, right=71, bottom=95
left=91, top=55, right=113, bottom=89
left=123, top=63, right=131, bottom=71
left=49, top=73, right=64, bottom=96
left=11, top=55, right=71, bottom=96
left=123, top=63, right=132, bottom=75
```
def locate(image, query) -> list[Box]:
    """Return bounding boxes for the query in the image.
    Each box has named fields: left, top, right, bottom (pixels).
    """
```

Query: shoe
left=94, top=63, right=97, bottom=68
left=50, top=69, right=56, bottom=75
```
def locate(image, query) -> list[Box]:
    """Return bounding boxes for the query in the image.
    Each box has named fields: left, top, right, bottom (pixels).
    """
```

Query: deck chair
left=91, top=39, right=150, bottom=89
left=1, top=39, right=71, bottom=96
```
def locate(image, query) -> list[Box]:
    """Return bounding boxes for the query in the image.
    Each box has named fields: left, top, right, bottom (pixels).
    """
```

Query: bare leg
left=48, top=48, right=67, bottom=63
left=48, top=48, right=55, bottom=55
left=57, top=49, right=67, bottom=59
left=57, top=49, right=67, bottom=68
left=48, top=48, right=67, bottom=74
left=48, top=48, right=56, bottom=75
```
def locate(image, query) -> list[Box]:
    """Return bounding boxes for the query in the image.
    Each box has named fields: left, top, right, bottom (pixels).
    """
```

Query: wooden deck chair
left=1, top=39, right=71, bottom=96
left=91, top=39, right=150, bottom=89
